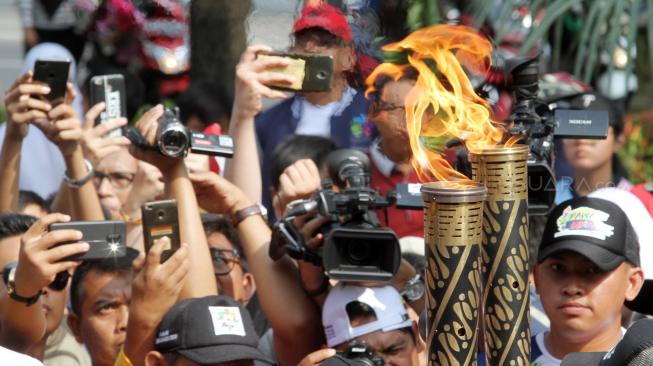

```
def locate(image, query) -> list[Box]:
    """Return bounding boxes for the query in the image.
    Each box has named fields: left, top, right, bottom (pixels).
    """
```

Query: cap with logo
left=293, top=3, right=353, bottom=43
left=154, top=295, right=273, bottom=365
left=322, top=284, right=413, bottom=347
left=588, top=188, right=653, bottom=315
left=538, top=196, right=640, bottom=271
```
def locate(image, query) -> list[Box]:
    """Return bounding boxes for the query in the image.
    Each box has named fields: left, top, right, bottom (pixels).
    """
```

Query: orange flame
left=368, top=25, right=505, bottom=183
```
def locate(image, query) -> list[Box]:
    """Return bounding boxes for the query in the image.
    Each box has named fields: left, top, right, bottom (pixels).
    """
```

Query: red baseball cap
left=293, top=3, right=353, bottom=43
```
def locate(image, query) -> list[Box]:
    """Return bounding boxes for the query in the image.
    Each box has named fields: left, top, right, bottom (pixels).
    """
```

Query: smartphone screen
left=33, top=59, right=70, bottom=106
left=142, top=199, right=181, bottom=263
left=90, top=74, right=127, bottom=137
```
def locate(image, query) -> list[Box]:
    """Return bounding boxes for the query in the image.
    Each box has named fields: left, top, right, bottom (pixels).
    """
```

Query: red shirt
left=370, top=159, right=424, bottom=238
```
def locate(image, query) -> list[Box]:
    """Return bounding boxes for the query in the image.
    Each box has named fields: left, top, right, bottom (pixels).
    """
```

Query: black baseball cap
left=538, top=197, right=640, bottom=271
left=154, top=295, right=273, bottom=365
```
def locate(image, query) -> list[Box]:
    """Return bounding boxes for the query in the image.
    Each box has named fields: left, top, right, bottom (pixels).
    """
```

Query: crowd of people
left=1, top=1, right=652, bottom=366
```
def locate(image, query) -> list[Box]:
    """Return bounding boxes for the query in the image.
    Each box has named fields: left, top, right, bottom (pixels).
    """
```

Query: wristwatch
left=233, top=203, right=267, bottom=226
left=5, top=266, right=43, bottom=306
left=63, top=159, right=95, bottom=188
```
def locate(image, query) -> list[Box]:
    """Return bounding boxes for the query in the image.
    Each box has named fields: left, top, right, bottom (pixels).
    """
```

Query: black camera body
left=269, top=149, right=401, bottom=283
left=127, top=108, right=234, bottom=159
left=505, top=56, right=609, bottom=215
left=322, top=342, right=385, bottom=366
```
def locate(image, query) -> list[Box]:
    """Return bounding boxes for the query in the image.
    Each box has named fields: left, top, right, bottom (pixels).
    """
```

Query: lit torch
left=367, top=24, right=530, bottom=365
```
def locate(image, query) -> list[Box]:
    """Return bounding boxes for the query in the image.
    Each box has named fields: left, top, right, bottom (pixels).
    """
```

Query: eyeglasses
left=93, top=171, right=136, bottom=190
left=401, top=273, right=425, bottom=302
left=370, top=101, right=406, bottom=116
left=209, top=248, right=241, bottom=276
left=2, top=262, right=70, bottom=292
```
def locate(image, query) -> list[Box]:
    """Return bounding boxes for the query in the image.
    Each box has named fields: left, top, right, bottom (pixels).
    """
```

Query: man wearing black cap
left=531, top=196, right=644, bottom=366
left=145, top=295, right=273, bottom=366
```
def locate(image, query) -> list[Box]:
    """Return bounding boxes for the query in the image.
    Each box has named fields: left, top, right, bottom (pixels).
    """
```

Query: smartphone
left=142, top=199, right=181, bottom=263
left=90, top=74, right=127, bottom=137
left=49, top=221, right=127, bottom=261
left=32, top=59, right=70, bottom=106
left=256, top=52, right=333, bottom=92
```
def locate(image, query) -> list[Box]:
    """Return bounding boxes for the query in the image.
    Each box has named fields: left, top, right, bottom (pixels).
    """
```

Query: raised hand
left=188, top=171, right=252, bottom=215
left=273, top=158, right=322, bottom=218
left=81, top=102, right=130, bottom=167
left=13, top=213, right=89, bottom=298
left=233, top=45, right=295, bottom=121
left=3, top=72, right=52, bottom=138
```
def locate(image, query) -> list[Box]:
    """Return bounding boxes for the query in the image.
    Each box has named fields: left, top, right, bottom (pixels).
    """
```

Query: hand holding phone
left=142, top=199, right=181, bottom=263
left=49, top=220, right=127, bottom=261
left=32, top=59, right=70, bottom=107
left=90, top=74, right=127, bottom=137
left=255, top=52, right=334, bottom=92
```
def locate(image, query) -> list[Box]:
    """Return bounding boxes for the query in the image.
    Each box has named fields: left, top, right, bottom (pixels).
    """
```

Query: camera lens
left=347, top=242, right=371, bottom=264
left=161, top=129, right=188, bottom=157
left=157, top=210, right=165, bottom=220
left=317, top=71, right=327, bottom=80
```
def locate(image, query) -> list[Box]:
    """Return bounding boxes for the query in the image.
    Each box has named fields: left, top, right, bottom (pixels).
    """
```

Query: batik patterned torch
left=469, top=145, right=530, bottom=366
left=421, top=181, right=486, bottom=366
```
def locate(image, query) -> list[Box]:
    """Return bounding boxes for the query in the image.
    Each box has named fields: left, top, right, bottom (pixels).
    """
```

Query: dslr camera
left=269, top=149, right=401, bottom=283
left=322, top=341, right=385, bottom=366
left=127, top=107, right=235, bottom=159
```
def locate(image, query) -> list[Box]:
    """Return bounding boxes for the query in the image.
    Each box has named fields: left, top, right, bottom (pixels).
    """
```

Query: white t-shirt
left=532, top=328, right=626, bottom=366
left=0, top=346, right=43, bottom=365
left=294, top=99, right=339, bottom=137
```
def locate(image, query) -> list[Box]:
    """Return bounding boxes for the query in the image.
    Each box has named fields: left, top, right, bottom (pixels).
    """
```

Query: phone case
left=32, top=60, right=70, bottom=106
left=90, top=74, right=127, bottom=137
left=142, top=199, right=181, bottom=263
left=258, top=52, right=334, bottom=92
left=49, top=221, right=126, bottom=261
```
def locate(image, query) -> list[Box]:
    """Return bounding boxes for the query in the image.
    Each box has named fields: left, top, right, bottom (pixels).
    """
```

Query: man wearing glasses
left=201, top=214, right=269, bottom=337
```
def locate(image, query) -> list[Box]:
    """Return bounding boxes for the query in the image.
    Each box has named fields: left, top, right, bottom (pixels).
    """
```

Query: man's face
left=69, top=270, right=132, bottom=366
left=94, top=149, right=138, bottom=219
left=369, top=80, right=416, bottom=164
left=207, top=232, right=254, bottom=304
left=337, top=328, right=420, bottom=366
left=534, top=251, right=640, bottom=342
left=562, top=126, right=620, bottom=176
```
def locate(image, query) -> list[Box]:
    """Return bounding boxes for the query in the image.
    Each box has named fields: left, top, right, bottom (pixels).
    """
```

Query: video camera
left=269, top=149, right=401, bottom=283
left=321, top=341, right=385, bottom=366
left=127, top=107, right=235, bottom=159
left=505, top=56, right=610, bottom=215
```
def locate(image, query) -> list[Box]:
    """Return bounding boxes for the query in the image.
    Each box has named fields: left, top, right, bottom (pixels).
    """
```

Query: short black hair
left=201, top=213, right=248, bottom=270
left=176, top=81, right=230, bottom=129
left=294, top=27, right=348, bottom=48
left=368, top=66, right=418, bottom=106
left=18, top=190, right=49, bottom=214
left=269, top=134, right=337, bottom=191
left=69, top=258, right=133, bottom=316
left=0, top=214, right=37, bottom=240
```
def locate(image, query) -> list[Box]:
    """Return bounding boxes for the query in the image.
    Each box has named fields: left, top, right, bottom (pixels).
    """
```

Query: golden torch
left=469, top=145, right=531, bottom=365
left=421, top=181, right=486, bottom=365
left=366, top=24, right=531, bottom=365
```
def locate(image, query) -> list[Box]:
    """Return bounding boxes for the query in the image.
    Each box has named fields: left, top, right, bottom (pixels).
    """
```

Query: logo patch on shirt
left=208, top=306, right=246, bottom=337
left=554, top=206, right=614, bottom=240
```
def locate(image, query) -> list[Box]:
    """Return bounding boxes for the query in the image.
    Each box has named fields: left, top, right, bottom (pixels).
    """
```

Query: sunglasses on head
left=2, top=262, right=70, bottom=292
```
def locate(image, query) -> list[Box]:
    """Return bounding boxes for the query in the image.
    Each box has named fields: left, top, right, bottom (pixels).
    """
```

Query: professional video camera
left=127, top=107, right=235, bottom=159
left=505, top=56, right=611, bottom=215
left=269, top=149, right=401, bottom=283
left=321, top=341, right=385, bottom=366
